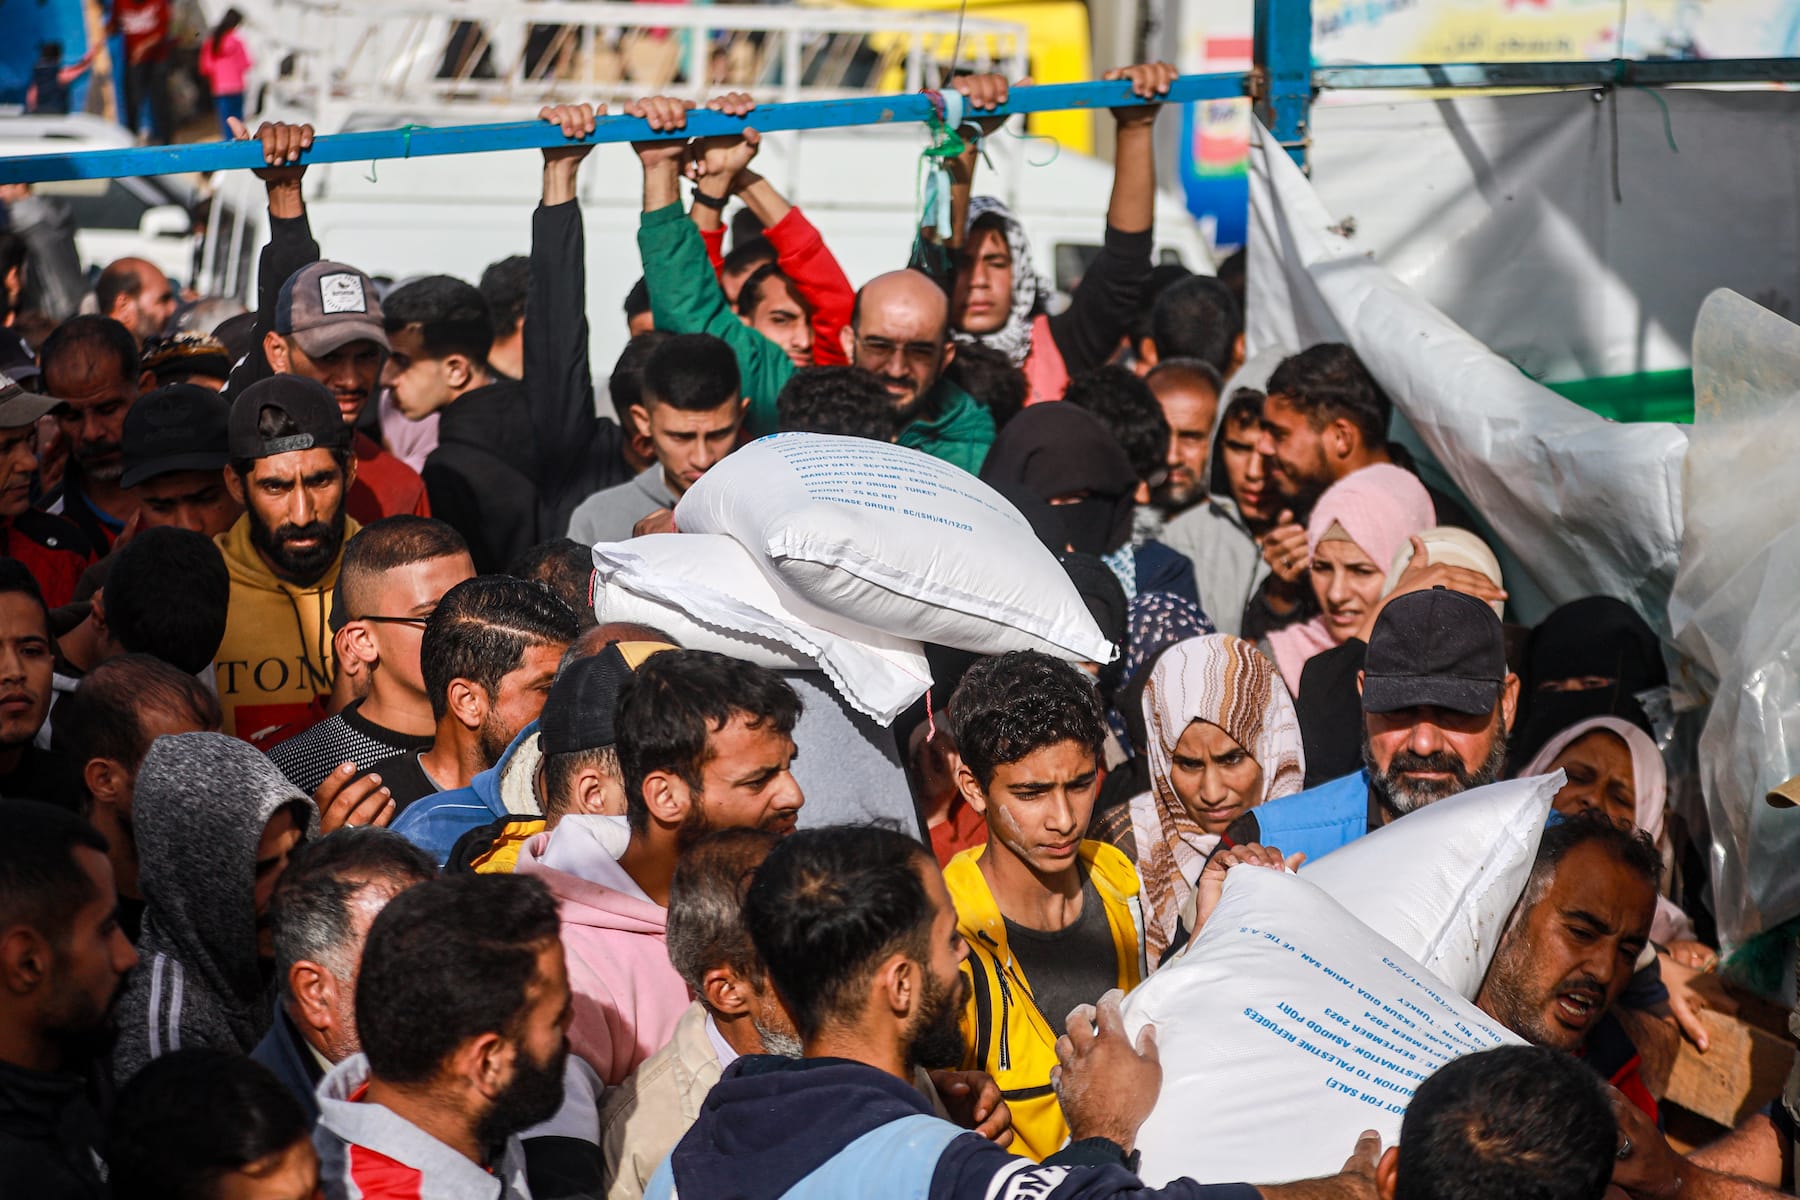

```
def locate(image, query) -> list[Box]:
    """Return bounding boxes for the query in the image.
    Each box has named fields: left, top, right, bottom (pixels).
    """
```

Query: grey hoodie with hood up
left=114, top=732, right=319, bottom=1082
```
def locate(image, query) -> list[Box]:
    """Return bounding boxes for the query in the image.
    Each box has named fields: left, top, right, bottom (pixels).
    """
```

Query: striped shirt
left=268, top=700, right=434, bottom=795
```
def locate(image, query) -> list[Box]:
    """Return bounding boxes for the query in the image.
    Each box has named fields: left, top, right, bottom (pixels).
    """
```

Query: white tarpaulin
left=1245, top=110, right=1690, bottom=635
left=1292, top=90, right=1800, bottom=386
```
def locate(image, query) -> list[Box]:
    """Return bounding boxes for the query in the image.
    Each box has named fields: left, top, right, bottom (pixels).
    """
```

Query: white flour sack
left=591, top=535, right=931, bottom=725
left=672, top=433, right=1115, bottom=662
left=1121, top=868, right=1519, bottom=1187
left=1302, top=773, right=1561, bottom=998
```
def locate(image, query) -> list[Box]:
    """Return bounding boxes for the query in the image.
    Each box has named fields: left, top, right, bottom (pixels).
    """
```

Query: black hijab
left=980, top=403, right=1138, bottom=557
left=1510, top=595, right=1665, bottom=770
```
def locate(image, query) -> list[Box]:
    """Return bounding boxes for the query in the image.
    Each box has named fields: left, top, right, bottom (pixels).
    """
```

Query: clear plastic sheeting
left=1245, top=115, right=1690, bottom=637
left=1669, top=290, right=1800, bottom=944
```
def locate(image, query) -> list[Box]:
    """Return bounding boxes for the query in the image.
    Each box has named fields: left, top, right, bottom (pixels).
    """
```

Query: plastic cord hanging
left=916, top=88, right=968, bottom=242
left=366, top=123, right=429, bottom=184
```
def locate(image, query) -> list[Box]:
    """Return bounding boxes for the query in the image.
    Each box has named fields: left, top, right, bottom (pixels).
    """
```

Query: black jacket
left=225, top=212, right=321, bottom=400
left=1046, top=224, right=1154, bottom=376
left=423, top=380, right=539, bottom=573
left=0, top=1059, right=109, bottom=1200
left=526, top=200, right=635, bottom=539
left=249, top=1000, right=324, bottom=1126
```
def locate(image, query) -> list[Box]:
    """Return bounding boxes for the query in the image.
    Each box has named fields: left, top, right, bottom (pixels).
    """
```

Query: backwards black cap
left=228, top=375, right=349, bottom=462
left=538, top=641, right=676, bottom=756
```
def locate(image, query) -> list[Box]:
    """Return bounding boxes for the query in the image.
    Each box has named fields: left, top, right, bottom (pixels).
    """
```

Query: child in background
left=198, top=9, right=253, bottom=139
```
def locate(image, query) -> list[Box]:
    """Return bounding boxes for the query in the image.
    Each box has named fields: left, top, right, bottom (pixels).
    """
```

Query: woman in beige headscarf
left=1095, top=634, right=1305, bottom=960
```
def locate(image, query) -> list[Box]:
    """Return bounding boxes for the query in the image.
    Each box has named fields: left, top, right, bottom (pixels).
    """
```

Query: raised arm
left=632, top=92, right=793, bottom=437
left=909, top=73, right=1015, bottom=288
left=1043, top=62, right=1175, bottom=374
left=223, top=119, right=318, bottom=398
left=734, top=172, right=855, bottom=366
left=526, top=102, right=613, bottom=529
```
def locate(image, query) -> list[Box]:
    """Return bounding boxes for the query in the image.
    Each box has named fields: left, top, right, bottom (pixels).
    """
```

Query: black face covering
left=979, top=404, right=1138, bottom=557
left=1511, top=596, right=1665, bottom=769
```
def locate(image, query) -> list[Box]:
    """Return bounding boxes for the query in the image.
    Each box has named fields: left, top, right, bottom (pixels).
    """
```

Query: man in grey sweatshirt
left=113, top=732, right=319, bottom=1082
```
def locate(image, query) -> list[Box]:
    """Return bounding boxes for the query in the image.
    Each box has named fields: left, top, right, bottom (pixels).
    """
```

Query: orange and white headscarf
left=1132, top=634, right=1306, bottom=959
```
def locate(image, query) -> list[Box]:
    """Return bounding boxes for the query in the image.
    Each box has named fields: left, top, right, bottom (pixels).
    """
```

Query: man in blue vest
left=1225, top=587, right=1519, bottom=866
left=647, top=823, right=1384, bottom=1200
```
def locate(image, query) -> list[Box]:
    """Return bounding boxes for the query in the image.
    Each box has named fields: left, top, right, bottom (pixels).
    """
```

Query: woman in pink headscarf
left=1264, top=464, right=1433, bottom=696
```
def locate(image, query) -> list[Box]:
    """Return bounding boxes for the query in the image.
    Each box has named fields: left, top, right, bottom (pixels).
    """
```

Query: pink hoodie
left=516, top=816, right=691, bottom=1085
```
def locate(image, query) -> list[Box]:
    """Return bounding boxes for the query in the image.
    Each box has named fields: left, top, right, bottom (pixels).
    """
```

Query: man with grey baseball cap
left=1219, top=586, right=1520, bottom=863
left=219, top=119, right=429, bottom=529
left=0, top=373, right=93, bottom=608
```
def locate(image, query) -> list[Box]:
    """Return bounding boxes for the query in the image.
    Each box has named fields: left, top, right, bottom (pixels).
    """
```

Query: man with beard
left=1221, top=588, right=1517, bottom=864
left=0, top=801, right=139, bottom=1199
left=1474, top=811, right=1662, bottom=1120
left=651, top=822, right=1383, bottom=1200
left=38, top=316, right=140, bottom=554
left=95, top=258, right=177, bottom=346
left=221, top=118, right=429, bottom=527
left=942, top=651, right=1146, bottom=1161
left=252, top=828, right=437, bottom=1124
left=213, top=375, right=359, bottom=748
left=113, top=732, right=318, bottom=1081
left=315, top=873, right=578, bottom=1199
left=1160, top=386, right=1277, bottom=637
left=1147, top=358, right=1223, bottom=518
left=368, top=575, right=577, bottom=817
left=626, top=94, right=993, bottom=473
left=602, top=828, right=1015, bottom=1200
left=516, top=649, right=803, bottom=1086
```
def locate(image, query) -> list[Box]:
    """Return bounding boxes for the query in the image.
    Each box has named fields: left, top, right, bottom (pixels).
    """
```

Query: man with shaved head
left=628, top=94, right=995, bottom=474
left=839, top=270, right=993, bottom=473
left=96, top=257, right=177, bottom=345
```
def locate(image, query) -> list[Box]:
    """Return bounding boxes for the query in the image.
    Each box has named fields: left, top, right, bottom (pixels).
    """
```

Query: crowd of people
left=0, top=65, right=1790, bottom=1200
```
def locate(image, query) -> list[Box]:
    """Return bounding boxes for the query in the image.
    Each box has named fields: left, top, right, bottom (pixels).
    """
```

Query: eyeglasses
left=853, top=334, right=943, bottom=369
left=356, top=615, right=430, bottom=629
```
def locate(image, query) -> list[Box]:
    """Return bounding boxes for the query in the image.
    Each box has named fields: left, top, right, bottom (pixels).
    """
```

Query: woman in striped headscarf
left=1099, top=633, right=1305, bottom=959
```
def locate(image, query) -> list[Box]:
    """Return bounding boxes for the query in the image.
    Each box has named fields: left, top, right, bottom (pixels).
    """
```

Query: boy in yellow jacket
left=942, top=651, right=1146, bottom=1162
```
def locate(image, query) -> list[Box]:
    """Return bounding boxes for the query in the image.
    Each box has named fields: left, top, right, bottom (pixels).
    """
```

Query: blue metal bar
left=0, top=73, right=1247, bottom=185
left=1314, top=57, right=1800, bottom=89
left=1253, top=0, right=1314, bottom=169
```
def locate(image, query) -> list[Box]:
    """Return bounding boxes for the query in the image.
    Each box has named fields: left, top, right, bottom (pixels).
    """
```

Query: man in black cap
left=121, top=383, right=243, bottom=540
left=1222, top=586, right=1519, bottom=861
left=56, top=382, right=241, bottom=626
left=213, top=374, right=359, bottom=748
left=443, top=638, right=677, bottom=873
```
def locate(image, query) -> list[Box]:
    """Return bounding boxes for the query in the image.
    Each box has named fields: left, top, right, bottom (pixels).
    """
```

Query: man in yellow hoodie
left=943, top=650, right=1147, bottom=1162
left=214, top=375, right=360, bottom=749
